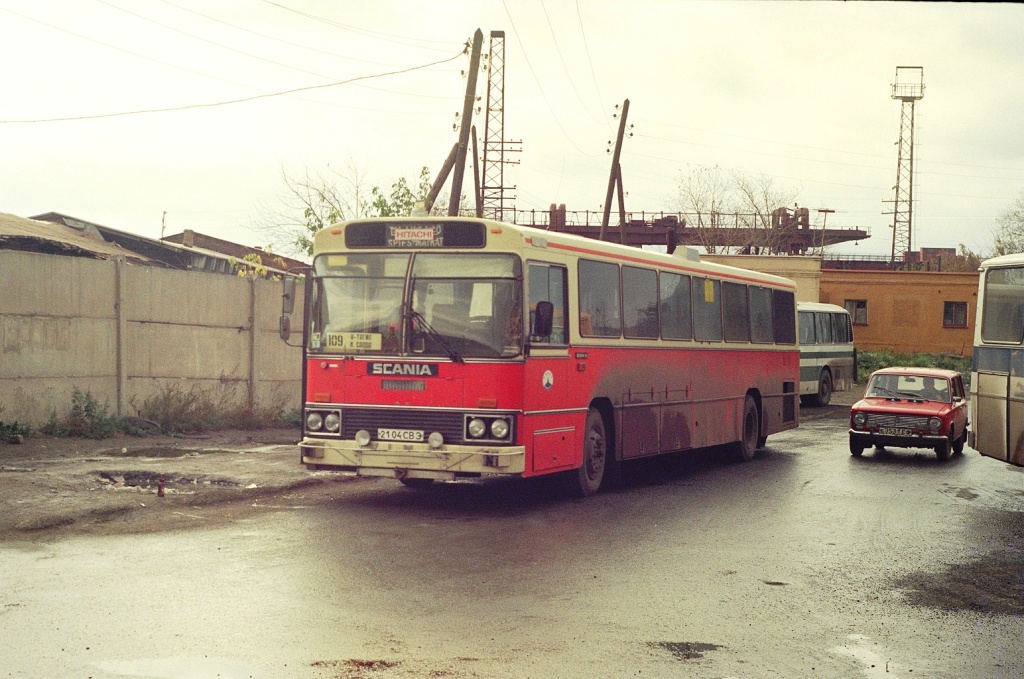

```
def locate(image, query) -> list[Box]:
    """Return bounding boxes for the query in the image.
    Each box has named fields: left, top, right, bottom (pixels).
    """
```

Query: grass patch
left=857, top=350, right=972, bottom=385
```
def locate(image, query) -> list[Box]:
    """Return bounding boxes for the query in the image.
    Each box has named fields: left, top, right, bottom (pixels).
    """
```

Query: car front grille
left=864, top=413, right=929, bottom=430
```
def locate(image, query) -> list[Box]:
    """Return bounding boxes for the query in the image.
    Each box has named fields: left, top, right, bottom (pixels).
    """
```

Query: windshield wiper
left=407, top=308, right=463, bottom=363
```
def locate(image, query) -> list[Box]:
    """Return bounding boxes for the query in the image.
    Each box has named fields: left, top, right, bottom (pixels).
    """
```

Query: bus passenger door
left=523, top=262, right=577, bottom=473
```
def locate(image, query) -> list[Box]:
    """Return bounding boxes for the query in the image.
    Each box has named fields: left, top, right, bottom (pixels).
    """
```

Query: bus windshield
left=310, top=252, right=522, bottom=359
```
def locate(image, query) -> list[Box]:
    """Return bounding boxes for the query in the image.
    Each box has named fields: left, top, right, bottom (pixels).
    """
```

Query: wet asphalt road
left=1, top=410, right=1021, bottom=679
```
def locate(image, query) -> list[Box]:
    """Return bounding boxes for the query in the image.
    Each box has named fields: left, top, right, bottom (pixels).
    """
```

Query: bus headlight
left=467, top=418, right=487, bottom=438
left=853, top=412, right=867, bottom=428
left=928, top=417, right=942, bottom=433
left=324, top=412, right=341, bottom=433
left=306, top=412, right=323, bottom=432
left=490, top=418, right=510, bottom=439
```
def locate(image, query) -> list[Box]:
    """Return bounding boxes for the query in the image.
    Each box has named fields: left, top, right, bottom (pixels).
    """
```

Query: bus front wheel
left=569, top=408, right=607, bottom=497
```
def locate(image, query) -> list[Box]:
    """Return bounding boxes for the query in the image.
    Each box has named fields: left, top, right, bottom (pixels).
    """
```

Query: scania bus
left=290, top=217, right=800, bottom=495
left=970, top=252, right=1024, bottom=466
left=797, top=302, right=855, bottom=407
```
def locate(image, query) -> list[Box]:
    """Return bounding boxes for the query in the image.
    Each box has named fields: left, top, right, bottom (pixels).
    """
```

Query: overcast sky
left=2, top=1, right=1021, bottom=260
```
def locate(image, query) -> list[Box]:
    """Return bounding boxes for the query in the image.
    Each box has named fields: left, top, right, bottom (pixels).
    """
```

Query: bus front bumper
left=299, top=437, right=526, bottom=480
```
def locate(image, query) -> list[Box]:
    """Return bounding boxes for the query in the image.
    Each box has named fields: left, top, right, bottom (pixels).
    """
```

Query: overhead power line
left=0, top=50, right=466, bottom=124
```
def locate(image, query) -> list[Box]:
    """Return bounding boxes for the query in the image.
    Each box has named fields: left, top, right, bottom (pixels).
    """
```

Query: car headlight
left=928, top=417, right=942, bottom=432
left=306, top=412, right=323, bottom=432
left=490, top=418, right=510, bottom=439
left=467, top=417, right=487, bottom=438
left=853, top=412, right=867, bottom=428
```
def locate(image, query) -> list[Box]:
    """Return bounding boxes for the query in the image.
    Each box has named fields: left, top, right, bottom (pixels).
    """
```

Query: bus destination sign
left=388, top=225, right=443, bottom=248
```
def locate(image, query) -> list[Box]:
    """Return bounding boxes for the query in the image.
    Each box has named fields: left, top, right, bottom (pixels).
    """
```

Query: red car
left=849, top=367, right=970, bottom=460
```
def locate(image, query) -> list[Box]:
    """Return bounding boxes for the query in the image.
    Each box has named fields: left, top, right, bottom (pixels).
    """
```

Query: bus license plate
left=879, top=427, right=912, bottom=437
left=377, top=428, right=424, bottom=442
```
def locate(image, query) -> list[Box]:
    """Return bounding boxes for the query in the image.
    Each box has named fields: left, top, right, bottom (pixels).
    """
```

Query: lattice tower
left=888, top=67, right=924, bottom=264
left=481, top=31, right=520, bottom=221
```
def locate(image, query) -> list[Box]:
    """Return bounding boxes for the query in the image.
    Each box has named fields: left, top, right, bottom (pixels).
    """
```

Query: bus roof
left=797, top=302, right=849, bottom=314
left=979, top=252, right=1024, bottom=269
left=317, top=216, right=797, bottom=291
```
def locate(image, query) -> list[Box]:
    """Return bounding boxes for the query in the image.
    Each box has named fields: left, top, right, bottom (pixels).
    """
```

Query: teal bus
left=797, top=302, right=855, bottom=406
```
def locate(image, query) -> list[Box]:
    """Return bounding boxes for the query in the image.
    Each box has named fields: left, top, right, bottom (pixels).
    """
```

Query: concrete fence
left=0, top=250, right=303, bottom=427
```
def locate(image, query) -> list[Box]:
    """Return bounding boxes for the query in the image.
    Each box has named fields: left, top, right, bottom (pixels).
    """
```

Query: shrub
left=857, top=350, right=972, bottom=386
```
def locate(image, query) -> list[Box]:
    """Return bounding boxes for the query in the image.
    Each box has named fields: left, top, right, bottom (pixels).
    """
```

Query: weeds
left=857, top=350, right=972, bottom=385
left=0, top=406, right=34, bottom=440
left=37, top=385, right=298, bottom=440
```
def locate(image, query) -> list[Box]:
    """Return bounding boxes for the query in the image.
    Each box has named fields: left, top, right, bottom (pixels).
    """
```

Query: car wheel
left=953, top=428, right=966, bottom=455
left=733, top=395, right=759, bottom=462
left=812, top=370, right=833, bottom=407
left=567, top=408, right=607, bottom=497
left=849, top=438, right=865, bottom=457
left=936, top=432, right=952, bottom=461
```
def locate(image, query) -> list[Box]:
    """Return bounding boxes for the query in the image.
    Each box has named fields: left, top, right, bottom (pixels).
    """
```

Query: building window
left=943, top=301, right=968, bottom=328
left=845, top=299, right=868, bottom=325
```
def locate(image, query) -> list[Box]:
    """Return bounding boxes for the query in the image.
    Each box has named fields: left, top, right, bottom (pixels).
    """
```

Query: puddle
left=649, top=641, right=722, bottom=660
left=103, top=447, right=236, bottom=458
left=97, top=471, right=241, bottom=491
left=95, top=656, right=259, bottom=678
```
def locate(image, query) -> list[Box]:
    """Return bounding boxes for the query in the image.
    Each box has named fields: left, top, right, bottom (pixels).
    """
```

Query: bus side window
left=799, top=312, right=816, bottom=345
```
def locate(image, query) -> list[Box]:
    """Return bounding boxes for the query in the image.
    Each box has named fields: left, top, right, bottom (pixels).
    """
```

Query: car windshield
left=865, top=374, right=951, bottom=403
left=309, top=252, right=522, bottom=359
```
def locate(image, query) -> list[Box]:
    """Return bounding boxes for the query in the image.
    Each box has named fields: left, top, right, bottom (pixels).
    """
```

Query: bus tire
left=569, top=408, right=607, bottom=497
left=812, top=369, right=833, bottom=407
left=733, top=395, right=759, bottom=463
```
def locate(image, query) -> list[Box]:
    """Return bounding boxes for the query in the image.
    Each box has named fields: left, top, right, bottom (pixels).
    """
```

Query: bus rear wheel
left=812, top=369, right=833, bottom=407
left=568, top=408, right=607, bottom=497
left=733, top=395, right=760, bottom=463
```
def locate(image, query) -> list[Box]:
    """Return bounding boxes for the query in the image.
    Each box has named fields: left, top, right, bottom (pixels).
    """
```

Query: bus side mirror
left=279, top=277, right=296, bottom=341
left=281, top=277, right=296, bottom=315
left=533, top=301, right=554, bottom=338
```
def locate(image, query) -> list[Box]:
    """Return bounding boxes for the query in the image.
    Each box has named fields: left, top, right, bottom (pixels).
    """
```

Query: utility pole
left=600, top=99, right=630, bottom=241
left=448, top=29, right=483, bottom=217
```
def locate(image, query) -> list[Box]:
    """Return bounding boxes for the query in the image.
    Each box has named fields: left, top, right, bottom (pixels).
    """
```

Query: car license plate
left=377, top=428, right=424, bottom=442
left=879, top=426, right=913, bottom=437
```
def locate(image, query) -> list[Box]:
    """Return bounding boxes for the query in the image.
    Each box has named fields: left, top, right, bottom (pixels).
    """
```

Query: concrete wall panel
left=0, top=251, right=114, bottom=318
left=124, top=266, right=250, bottom=327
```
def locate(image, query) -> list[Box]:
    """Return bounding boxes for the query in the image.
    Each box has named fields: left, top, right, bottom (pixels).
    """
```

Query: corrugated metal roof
left=0, top=212, right=159, bottom=264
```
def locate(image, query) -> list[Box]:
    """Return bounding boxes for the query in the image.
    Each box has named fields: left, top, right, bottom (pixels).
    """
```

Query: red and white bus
left=293, top=217, right=800, bottom=495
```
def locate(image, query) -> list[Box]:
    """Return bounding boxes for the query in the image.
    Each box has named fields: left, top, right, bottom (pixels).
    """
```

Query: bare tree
left=673, top=167, right=800, bottom=255
left=732, top=171, right=800, bottom=255
left=992, top=190, right=1024, bottom=257
left=253, top=159, right=373, bottom=257
left=672, top=166, right=735, bottom=254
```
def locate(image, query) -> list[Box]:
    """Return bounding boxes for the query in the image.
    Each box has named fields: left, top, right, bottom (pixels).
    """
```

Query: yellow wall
left=820, top=269, right=979, bottom=356
left=704, top=254, right=822, bottom=303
